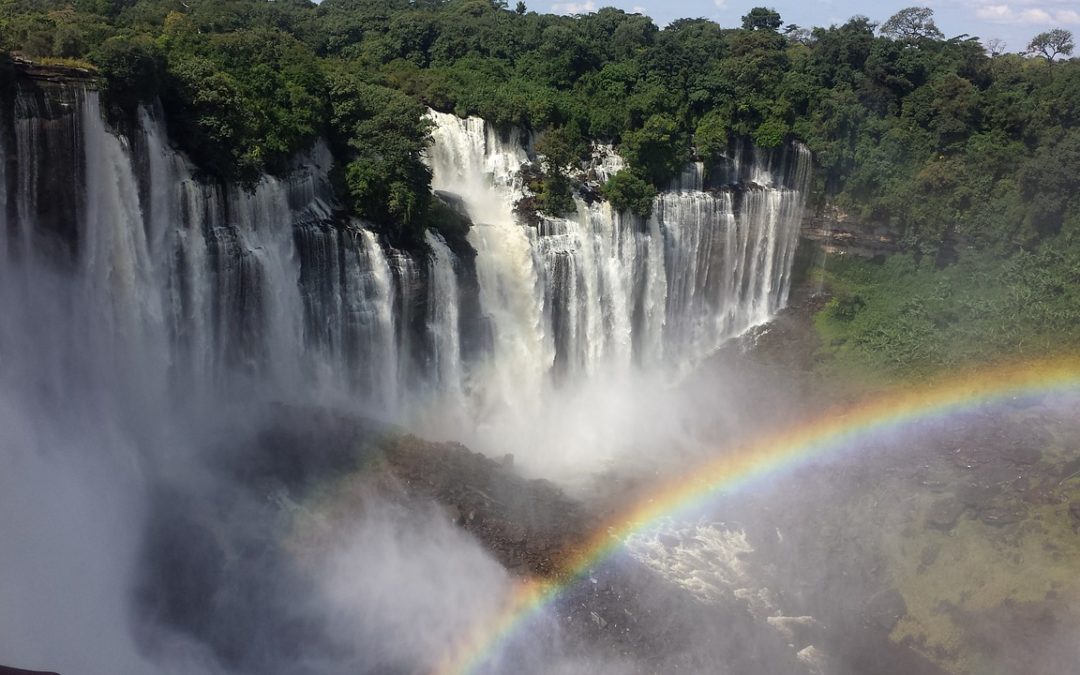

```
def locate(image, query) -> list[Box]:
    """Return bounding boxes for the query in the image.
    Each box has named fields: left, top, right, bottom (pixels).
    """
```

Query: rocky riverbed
left=129, top=284, right=1080, bottom=675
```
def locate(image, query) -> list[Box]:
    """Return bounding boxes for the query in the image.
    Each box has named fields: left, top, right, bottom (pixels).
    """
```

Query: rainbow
left=434, top=355, right=1080, bottom=675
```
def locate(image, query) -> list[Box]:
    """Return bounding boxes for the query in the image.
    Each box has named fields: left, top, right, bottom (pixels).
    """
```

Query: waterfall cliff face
left=425, top=111, right=812, bottom=386
left=0, top=79, right=810, bottom=471
left=2, top=84, right=337, bottom=415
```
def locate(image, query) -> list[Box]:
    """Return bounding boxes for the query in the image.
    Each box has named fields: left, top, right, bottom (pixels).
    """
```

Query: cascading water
left=421, top=110, right=811, bottom=473
left=657, top=155, right=811, bottom=361
left=1, top=77, right=810, bottom=474
left=427, top=110, right=554, bottom=429
left=0, top=71, right=812, bottom=675
left=425, top=111, right=812, bottom=389
left=425, top=230, right=466, bottom=408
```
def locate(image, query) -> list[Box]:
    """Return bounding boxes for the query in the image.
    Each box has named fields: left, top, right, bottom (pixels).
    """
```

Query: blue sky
left=543, top=0, right=1080, bottom=54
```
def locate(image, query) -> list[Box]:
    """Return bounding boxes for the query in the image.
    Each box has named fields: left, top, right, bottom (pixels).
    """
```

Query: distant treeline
left=2, top=0, right=1079, bottom=254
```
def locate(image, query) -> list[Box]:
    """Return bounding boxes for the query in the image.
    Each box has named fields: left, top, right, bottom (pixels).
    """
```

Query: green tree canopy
left=880, top=7, right=943, bottom=42
left=1027, top=28, right=1074, bottom=62
left=741, top=7, right=782, bottom=32
left=2, top=0, right=1079, bottom=254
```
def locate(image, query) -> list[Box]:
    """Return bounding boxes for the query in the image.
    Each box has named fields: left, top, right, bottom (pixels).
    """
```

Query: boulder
left=977, top=502, right=1026, bottom=527
left=926, top=498, right=965, bottom=531
left=865, top=589, right=907, bottom=632
left=1068, top=501, right=1080, bottom=532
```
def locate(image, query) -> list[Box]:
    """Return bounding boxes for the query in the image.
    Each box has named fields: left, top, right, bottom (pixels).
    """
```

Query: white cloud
left=551, top=0, right=595, bottom=14
left=974, top=4, right=1011, bottom=21
left=1019, top=8, right=1052, bottom=22
left=968, top=1, right=1080, bottom=25
left=714, top=0, right=728, bottom=9
left=972, top=2, right=1080, bottom=23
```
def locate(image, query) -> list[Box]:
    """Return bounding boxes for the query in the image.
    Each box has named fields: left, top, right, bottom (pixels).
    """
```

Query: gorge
left=0, top=67, right=820, bottom=674
left=1, top=71, right=811, bottom=475
left=4, top=3, right=1080, bottom=673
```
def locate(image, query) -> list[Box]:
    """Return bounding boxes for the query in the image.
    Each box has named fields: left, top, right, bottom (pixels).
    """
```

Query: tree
left=1019, top=129, right=1080, bottom=237
left=530, top=125, right=585, bottom=216
left=694, top=110, right=730, bottom=160
left=1027, top=28, right=1074, bottom=63
left=880, top=7, right=943, bottom=42
left=601, top=169, right=657, bottom=218
left=515, top=1, right=526, bottom=15
left=784, top=24, right=814, bottom=46
left=325, top=68, right=434, bottom=238
left=620, top=114, right=688, bottom=186
left=95, top=35, right=164, bottom=107
left=984, top=38, right=1007, bottom=57
left=753, top=118, right=789, bottom=148
left=741, top=7, right=782, bottom=32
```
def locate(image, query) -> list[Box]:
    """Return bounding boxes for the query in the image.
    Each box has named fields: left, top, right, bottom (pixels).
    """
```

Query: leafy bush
left=326, top=67, right=433, bottom=240
left=4, top=0, right=1080, bottom=251
left=752, top=118, right=789, bottom=149
left=94, top=35, right=163, bottom=107
left=816, top=244, right=1080, bottom=372
left=620, top=114, right=688, bottom=187
left=602, top=169, right=657, bottom=219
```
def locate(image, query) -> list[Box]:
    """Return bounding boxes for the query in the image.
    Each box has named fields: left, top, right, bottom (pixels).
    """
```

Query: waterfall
left=427, top=110, right=554, bottom=427
left=1, top=85, right=341, bottom=411
left=360, top=228, right=402, bottom=413
left=425, top=111, right=812, bottom=386
left=419, top=110, right=811, bottom=473
left=0, top=91, right=8, bottom=267
left=0, top=68, right=824, bottom=675
left=655, top=154, right=810, bottom=360
left=425, top=230, right=465, bottom=403
left=1, top=80, right=810, bottom=472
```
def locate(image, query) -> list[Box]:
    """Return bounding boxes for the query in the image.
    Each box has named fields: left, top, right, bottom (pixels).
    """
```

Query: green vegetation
left=4, top=2, right=1080, bottom=367
left=3, top=0, right=1079, bottom=251
left=815, top=242, right=1080, bottom=373
left=601, top=168, right=656, bottom=218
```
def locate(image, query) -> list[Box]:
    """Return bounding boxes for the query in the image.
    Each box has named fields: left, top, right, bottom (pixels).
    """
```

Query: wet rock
left=1005, top=394, right=1043, bottom=409
left=766, top=615, right=825, bottom=648
left=1021, top=486, right=1055, bottom=505
left=381, top=435, right=588, bottom=577
left=1068, top=502, right=1080, bottom=531
left=932, top=600, right=959, bottom=616
left=445, top=503, right=462, bottom=525
left=865, top=588, right=907, bottom=632
left=657, top=532, right=679, bottom=548
left=1058, top=456, right=1080, bottom=481
left=926, top=498, right=965, bottom=531
left=920, top=544, right=941, bottom=567
left=958, top=483, right=1000, bottom=511
left=978, top=463, right=1022, bottom=487
left=505, top=523, right=527, bottom=544
left=951, top=446, right=985, bottom=470
left=796, top=645, right=830, bottom=675
left=1008, top=475, right=1031, bottom=493
left=1003, top=442, right=1041, bottom=467
left=977, top=502, right=1026, bottom=527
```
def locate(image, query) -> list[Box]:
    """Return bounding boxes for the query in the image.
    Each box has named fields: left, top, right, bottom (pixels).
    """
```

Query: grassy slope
left=812, top=244, right=1080, bottom=378
left=803, top=242, right=1080, bottom=673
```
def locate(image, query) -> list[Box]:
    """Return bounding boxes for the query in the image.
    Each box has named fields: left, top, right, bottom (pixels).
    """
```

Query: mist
left=0, top=83, right=810, bottom=675
left=2, top=65, right=1078, bottom=675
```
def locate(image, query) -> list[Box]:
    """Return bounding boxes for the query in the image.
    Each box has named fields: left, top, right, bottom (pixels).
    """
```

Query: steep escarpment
left=1, top=69, right=812, bottom=458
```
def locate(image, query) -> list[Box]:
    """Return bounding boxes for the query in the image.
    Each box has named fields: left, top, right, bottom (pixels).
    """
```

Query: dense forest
left=2, top=0, right=1079, bottom=371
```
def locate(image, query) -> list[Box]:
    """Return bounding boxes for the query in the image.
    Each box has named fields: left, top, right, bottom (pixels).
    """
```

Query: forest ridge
left=3, top=1, right=1080, bottom=371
